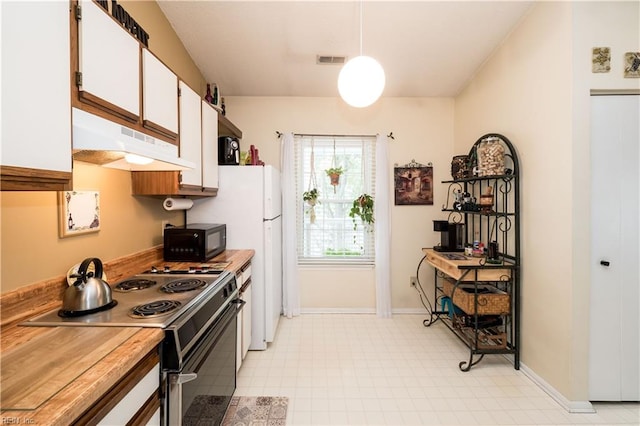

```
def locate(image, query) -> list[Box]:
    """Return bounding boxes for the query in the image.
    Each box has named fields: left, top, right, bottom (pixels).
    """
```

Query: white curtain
left=281, top=132, right=300, bottom=318
left=375, top=134, right=392, bottom=317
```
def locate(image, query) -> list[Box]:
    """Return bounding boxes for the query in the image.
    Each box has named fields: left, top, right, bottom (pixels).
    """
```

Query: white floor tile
left=234, top=314, right=639, bottom=425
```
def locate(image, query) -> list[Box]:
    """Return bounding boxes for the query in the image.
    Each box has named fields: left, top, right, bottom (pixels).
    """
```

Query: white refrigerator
left=188, top=165, right=282, bottom=350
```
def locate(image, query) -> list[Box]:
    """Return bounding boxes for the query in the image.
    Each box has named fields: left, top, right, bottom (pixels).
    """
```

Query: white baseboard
left=518, top=360, right=596, bottom=413
left=300, top=308, right=376, bottom=314
left=299, top=308, right=428, bottom=315
left=392, top=308, right=430, bottom=314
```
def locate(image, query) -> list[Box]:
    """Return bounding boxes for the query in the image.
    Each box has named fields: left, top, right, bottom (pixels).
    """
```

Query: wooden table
left=422, top=248, right=514, bottom=282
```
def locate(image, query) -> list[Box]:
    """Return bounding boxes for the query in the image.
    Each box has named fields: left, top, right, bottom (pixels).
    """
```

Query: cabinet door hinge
left=177, top=87, right=181, bottom=97
left=75, top=4, right=82, bottom=20
left=75, top=72, right=83, bottom=87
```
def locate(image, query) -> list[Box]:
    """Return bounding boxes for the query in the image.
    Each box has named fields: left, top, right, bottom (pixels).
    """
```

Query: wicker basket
left=443, top=278, right=510, bottom=315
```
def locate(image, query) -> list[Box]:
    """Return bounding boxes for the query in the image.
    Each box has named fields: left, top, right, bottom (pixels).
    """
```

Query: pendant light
left=338, top=0, right=385, bottom=108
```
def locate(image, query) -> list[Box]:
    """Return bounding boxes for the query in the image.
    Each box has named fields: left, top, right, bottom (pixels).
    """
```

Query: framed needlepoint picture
left=58, top=190, right=101, bottom=238
left=394, top=161, right=434, bottom=206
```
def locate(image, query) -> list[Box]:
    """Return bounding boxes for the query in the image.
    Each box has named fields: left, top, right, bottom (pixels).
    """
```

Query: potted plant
left=325, top=167, right=343, bottom=192
left=303, top=188, right=319, bottom=206
left=302, top=188, right=320, bottom=223
left=349, top=193, right=374, bottom=230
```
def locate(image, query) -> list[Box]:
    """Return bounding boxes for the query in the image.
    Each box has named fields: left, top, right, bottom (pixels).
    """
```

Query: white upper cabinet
left=0, top=1, right=72, bottom=190
left=142, top=49, right=179, bottom=139
left=179, top=82, right=202, bottom=187
left=201, top=102, right=219, bottom=190
left=78, top=0, right=139, bottom=122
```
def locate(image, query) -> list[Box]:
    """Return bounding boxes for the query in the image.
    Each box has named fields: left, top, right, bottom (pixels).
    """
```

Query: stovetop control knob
left=163, top=265, right=171, bottom=273
left=189, top=266, right=196, bottom=273
left=150, top=266, right=158, bottom=273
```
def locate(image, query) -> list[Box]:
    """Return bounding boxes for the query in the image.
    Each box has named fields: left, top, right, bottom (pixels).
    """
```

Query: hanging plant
left=303, top=188, right=320, bottom=223
left=325, top=166, right=343, bottom=191
left=327, top=138, right=342, bottom=193
left=304, top=138, right=320, bottom=223
left=349, top=193, right=374, bottom=230
left=303, top=188, right=320, bottom=206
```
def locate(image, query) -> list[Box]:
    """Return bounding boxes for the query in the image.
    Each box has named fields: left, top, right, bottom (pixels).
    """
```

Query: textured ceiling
left=158, top=1, right=534, bottom=98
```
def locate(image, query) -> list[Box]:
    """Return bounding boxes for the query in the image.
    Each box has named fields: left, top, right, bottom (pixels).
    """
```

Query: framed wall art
left=58, top=190, right=101, bottom=238
left=624, top=52, right=640, bottom=78
left=394, top=160, right=434, bottom=205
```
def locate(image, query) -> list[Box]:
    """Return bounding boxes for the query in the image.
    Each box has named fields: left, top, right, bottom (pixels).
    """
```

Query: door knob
left=600, top=260, right=610, bottom=267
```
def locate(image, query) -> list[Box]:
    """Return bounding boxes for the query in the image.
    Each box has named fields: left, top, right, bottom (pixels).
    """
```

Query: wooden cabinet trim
left=218, top=114, right=243, bottom=139
left=78, top=90, right=139, bottom=124
left=126, top=391, right=161, bottom=426
left=72, top=349, right=159, bottom=426
left=143, top=119, right=178, bottom=141
left=0, top=166, right=72, bottom=192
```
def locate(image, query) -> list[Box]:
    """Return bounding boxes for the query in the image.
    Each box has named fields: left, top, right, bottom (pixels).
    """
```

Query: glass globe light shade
left=338, top=55, right=385, bottom=108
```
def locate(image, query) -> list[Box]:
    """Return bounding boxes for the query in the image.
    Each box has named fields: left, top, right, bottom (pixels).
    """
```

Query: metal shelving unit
left=424, top=133, right=520, bottom=371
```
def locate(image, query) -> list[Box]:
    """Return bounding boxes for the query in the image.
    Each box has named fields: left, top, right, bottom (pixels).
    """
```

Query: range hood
left=72, top=108, right=195, bottom=171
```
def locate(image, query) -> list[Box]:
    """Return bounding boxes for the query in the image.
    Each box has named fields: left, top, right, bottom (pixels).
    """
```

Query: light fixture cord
left=359, top=0, right=363, bottom=56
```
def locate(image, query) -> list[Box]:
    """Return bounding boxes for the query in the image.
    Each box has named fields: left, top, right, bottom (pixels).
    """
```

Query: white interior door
left=589, top=94, right=640, bottom=401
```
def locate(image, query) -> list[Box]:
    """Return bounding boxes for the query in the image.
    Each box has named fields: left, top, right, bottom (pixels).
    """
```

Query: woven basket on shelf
left=443, top=278, right=510, bottom=316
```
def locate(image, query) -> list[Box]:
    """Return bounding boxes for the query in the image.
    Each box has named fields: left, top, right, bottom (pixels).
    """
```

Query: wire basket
left=443, top=278, right=510, bottom=316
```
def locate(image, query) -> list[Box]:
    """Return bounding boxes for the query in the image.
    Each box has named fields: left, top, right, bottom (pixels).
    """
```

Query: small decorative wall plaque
left=58, top=190, right=101, bottom=238
left=394, top=160, right=433, bottom=206
left=592, top=47, right=611, bottom=73
left=624, top=52, right=640, bottom=78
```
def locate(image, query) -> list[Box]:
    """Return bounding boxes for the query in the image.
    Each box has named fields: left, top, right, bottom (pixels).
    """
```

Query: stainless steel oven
left=24, top=265, right=244, bottom=426
left=165, top=296, right=243, bottom=425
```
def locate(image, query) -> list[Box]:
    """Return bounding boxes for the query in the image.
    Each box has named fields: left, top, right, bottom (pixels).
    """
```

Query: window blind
left=294, top=135, right=376, bottom=265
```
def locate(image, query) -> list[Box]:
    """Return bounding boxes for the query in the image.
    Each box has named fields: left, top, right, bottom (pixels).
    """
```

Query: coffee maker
left=218, top=136, right=240, bottom=165
left=433, top=220, right=465, bottom=252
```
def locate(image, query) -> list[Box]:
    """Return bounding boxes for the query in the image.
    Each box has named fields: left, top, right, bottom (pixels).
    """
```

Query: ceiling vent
left=317, top=55, right=347, bottom=65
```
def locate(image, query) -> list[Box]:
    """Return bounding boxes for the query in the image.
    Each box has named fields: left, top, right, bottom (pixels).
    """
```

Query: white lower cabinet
left=98, top=363, right=159, bottom=426
left=237, top=263, right=252, bottom=371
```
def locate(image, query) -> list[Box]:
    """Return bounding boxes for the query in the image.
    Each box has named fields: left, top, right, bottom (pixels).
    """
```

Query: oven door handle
left=232, top=298, right=246, bottom=310
left=175, top=372, right=198, bottom=385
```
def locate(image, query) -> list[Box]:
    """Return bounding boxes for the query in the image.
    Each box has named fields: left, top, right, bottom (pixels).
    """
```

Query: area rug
left=221, top=396, right=289, bottom=426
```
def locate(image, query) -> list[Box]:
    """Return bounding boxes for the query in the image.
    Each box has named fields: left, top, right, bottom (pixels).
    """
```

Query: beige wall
left=223, top=96, right=455, bottom=312
left=0, top=1, right=205, bottom=292
left=454, top=0, right=639, bottom=403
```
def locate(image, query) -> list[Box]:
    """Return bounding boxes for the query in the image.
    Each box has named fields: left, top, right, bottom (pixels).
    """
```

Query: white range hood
left=72, top=108, right=195, bottom=171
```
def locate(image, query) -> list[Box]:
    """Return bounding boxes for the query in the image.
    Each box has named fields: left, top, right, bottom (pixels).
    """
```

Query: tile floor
left=235, top=314, right=639, bottom=425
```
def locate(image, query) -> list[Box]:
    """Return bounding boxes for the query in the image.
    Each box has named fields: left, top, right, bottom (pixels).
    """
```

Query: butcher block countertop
left=0, top=248, right=254, bottom=425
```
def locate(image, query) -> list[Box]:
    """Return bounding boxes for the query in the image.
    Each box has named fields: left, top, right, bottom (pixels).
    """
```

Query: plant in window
left=349, top=193, right=374, bottom=230
left=325, top=167, right=343, bottom=191
left=303, top=188, right=320, bottom=223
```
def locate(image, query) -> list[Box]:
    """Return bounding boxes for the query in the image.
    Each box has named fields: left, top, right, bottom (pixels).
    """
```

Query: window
left=294, top=135, right=376, bottom=265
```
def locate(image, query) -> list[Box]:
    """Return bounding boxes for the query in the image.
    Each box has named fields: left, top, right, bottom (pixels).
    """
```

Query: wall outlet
left=161, top=220, right=171, bottom=236
left=410, top=276, right=418, bottom=287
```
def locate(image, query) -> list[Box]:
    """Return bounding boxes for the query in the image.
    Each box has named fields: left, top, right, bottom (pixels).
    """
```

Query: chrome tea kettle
left=60, top=257, right=116, bottom=317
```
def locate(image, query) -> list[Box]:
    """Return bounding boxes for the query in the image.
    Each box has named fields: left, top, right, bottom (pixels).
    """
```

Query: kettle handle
left=77, top=257, right=104, bottom=283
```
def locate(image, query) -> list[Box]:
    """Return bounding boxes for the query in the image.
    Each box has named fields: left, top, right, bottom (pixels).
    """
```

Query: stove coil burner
left=115, top=278, right=157, bottom=292
left=161, top=278, right=208, bottom=293
left=129, top=300, right=182, bottom=318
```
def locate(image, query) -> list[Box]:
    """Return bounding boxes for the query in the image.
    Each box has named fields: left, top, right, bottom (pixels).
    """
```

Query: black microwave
left=163, top=223, right=226, bottom=262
